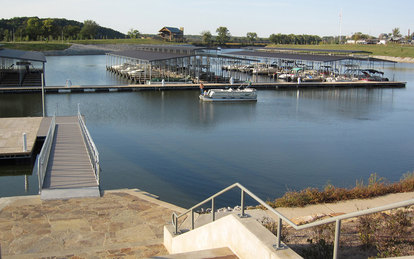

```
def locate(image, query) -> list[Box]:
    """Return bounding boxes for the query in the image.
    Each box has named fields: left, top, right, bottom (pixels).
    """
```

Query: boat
left=199, top=87, right=257, bottom=102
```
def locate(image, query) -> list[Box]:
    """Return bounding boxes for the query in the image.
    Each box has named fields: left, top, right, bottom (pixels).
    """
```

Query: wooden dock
left=0, top=81, right=406, bottom=94
left=40, top=116, right=100, bottom=200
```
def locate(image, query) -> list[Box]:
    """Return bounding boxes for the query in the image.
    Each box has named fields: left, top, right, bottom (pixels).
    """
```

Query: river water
left=1, top=55, right=414, bottom=208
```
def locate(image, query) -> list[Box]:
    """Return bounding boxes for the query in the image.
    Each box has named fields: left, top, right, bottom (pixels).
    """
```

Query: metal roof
left=108, top=50, right=194, bottom=62
left=263, top=47, right=372, bottom=54
left=134, top=44, right=206, bottom=52
left=160, top=27, right=182, bottom=33
left=226, top=51, right=349, bottom=62
left=0, top=49, right=46, bottom=63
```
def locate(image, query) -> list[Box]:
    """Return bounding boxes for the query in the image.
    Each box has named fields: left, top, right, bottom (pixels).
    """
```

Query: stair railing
left=171, top=182, right=414, bottom=259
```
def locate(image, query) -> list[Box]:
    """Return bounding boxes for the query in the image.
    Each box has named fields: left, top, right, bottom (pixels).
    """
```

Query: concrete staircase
left=164, top=213, right=302, bottom=259
left=153, top=247, right=237, bottom=258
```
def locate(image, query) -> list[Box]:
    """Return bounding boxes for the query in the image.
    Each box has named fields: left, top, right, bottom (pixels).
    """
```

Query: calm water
left=1, top=55, right=414, bottom=208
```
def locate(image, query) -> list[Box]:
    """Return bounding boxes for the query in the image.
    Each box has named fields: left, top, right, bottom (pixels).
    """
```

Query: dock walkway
left=40, top=116, right=100, bottom=200
left=0, top=80, right=407, bottom=94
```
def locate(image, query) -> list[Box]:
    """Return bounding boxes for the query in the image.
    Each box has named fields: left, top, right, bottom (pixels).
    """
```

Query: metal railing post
left=241, top=189, right=245, bottom=217
left=212, top=198, right=215, bottom=222
left=276, top=217, right=282, bottom=249
left=22, top=133, right=27, bottom=152
left=174, top=215, right=178, bottom=234
left=333, top=219, right=341, bottom=259
left=191, top=209, right=194, bottom=230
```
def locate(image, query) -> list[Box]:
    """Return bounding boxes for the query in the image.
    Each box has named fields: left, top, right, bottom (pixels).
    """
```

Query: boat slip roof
left=226, top=51, right=349, bottom=62
left=226, top=51, right=395, bottom=63
left=134, top=44, right=207, bottom=52
left=264, top=47, right=372, bottom=54
left=108, top=50, right=194, bottom=62
left=0, top=49, right=46, bottom=63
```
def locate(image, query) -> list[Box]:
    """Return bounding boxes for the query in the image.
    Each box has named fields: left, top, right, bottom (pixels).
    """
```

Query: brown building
left=158, top=27, right=184, bottom=42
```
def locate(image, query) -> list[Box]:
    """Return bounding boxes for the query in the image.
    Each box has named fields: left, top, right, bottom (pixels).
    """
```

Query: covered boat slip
left=106, top=45, right=397, bottom=85
left=223, top=49, right=396, bottom=80
left=0, top=48, right=46, bottom=87
left=105, top=46, right=258, bottom=84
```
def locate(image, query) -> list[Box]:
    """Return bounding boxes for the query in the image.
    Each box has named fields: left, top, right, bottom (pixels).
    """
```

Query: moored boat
left=199, top=86, right=257, bottom=102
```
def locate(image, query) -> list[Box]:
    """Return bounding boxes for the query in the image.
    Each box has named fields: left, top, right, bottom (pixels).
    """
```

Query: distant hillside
left=0, top=17, right=125, bottom=41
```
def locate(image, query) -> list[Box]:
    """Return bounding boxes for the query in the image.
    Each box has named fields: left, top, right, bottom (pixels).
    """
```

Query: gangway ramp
left=37, top=114, right=100, bottom=200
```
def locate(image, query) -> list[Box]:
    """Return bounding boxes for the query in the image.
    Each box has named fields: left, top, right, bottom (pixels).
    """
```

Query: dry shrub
left=269, top=172, right=414, bottom=208
left=357, top=208, right=414, bottom=258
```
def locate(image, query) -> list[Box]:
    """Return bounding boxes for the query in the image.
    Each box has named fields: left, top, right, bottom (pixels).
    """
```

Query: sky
left=1, top=0, right=413, bottom=38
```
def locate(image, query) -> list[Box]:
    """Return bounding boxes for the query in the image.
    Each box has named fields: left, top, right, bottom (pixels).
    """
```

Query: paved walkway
left=0, top=189, right=413, bottom=258
left=0, top=189, right=185, bottom=258
left=185, top=191, right=414, bottom=231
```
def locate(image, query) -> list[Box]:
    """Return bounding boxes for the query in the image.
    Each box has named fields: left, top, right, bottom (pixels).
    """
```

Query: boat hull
left=199, top=95, right=257, bottom=102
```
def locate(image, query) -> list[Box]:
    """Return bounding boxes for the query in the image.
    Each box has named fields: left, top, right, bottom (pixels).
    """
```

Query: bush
left=268, top=172, right=414, bottom=208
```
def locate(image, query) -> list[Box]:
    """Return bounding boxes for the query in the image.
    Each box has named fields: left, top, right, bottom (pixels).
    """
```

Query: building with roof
left=0, top=48, right=46, bottom=87
left=159, top=27, right=184, bottom=42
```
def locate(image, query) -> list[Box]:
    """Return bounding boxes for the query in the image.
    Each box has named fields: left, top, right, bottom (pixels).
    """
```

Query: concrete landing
left=154, top=247, right=238, bottom=259
left=40, top=186, right=101, bottom=200
left=0, top=188, right=185, bottom=258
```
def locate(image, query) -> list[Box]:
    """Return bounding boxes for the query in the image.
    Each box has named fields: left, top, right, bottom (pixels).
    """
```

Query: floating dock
left=0, top=81, right=406, bottom=94
left=0, top=116, right=100, bottom=200
left=0, top=117, right=43, bottom=160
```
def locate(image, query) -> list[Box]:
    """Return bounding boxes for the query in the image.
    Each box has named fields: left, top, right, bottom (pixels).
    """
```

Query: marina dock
left=0, top=80, right=406, bottom=94
left=0, top=117, right=43, bottom=159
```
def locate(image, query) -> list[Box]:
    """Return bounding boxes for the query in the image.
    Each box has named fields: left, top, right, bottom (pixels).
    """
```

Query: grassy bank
left=267, top=43, right=414, bottom=58
left=0, top=38, right=174, bottom=51
left=1, top=42, right=71, bottom=51
left=67, top=38, right=174, bottom=45
left=2, top=40, right=414, bottom=58
left=267, top=172, right=414, bottom=208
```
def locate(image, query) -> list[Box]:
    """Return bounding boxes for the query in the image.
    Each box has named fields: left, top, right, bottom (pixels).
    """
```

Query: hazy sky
left=2, top=0, right=413, bottom=38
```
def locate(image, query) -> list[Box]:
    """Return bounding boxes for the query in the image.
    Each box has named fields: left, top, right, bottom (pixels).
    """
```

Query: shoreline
left=42, top=44, right=414, bottom=64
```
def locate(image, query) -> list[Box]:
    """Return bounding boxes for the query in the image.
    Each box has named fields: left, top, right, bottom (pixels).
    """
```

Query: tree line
left=0, top=17, right=125, bottom=41
left=199, top=27, right=322, bottom=46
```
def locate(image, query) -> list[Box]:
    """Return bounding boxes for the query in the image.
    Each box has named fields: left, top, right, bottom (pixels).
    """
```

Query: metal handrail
left=171, top=182, right=414, bottom=259
left=37, top=114, right=56, bottom=193
left=77, top=105, right=100, bottom=184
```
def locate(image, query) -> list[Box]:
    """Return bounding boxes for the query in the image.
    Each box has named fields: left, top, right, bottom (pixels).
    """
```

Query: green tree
left=201, top=30, right=212, bottom=45
left=26, top=17, right=42, bottom=40
left=127, top=28, right=140, bottom=39
left=351, top=32, right=369, bottom=41
left=63, top=25, right=81, bottom=40
left=246, top=32, right=257, bottom=44
left=392, top=27, right=401, bottom=37
left=216, top=26, right=230, bottom=45
left=80, top=20, right=99, bottom=39
left=42, top=19, right=56, bottom=39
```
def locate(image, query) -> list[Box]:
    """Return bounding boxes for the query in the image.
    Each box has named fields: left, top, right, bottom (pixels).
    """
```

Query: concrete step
left=152, top=247, right=238, bottom=259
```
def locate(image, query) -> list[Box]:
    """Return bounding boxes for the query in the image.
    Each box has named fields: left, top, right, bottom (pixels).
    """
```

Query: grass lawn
left=267, top=43, right=414, bottom=58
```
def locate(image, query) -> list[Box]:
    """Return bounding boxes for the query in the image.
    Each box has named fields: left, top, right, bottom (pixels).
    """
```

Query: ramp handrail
left=171, top=182, right=414, bottom=259
left=77, top=105, right=100, bottom=184
left=37, top=114, right=56, bottom=193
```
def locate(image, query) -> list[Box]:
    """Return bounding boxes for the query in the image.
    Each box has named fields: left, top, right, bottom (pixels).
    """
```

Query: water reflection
left=0, top=93, right=42, bottom=117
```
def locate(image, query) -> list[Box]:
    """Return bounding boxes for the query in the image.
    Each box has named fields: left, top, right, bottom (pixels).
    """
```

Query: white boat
left=199, top=88, right=257, bottom=102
